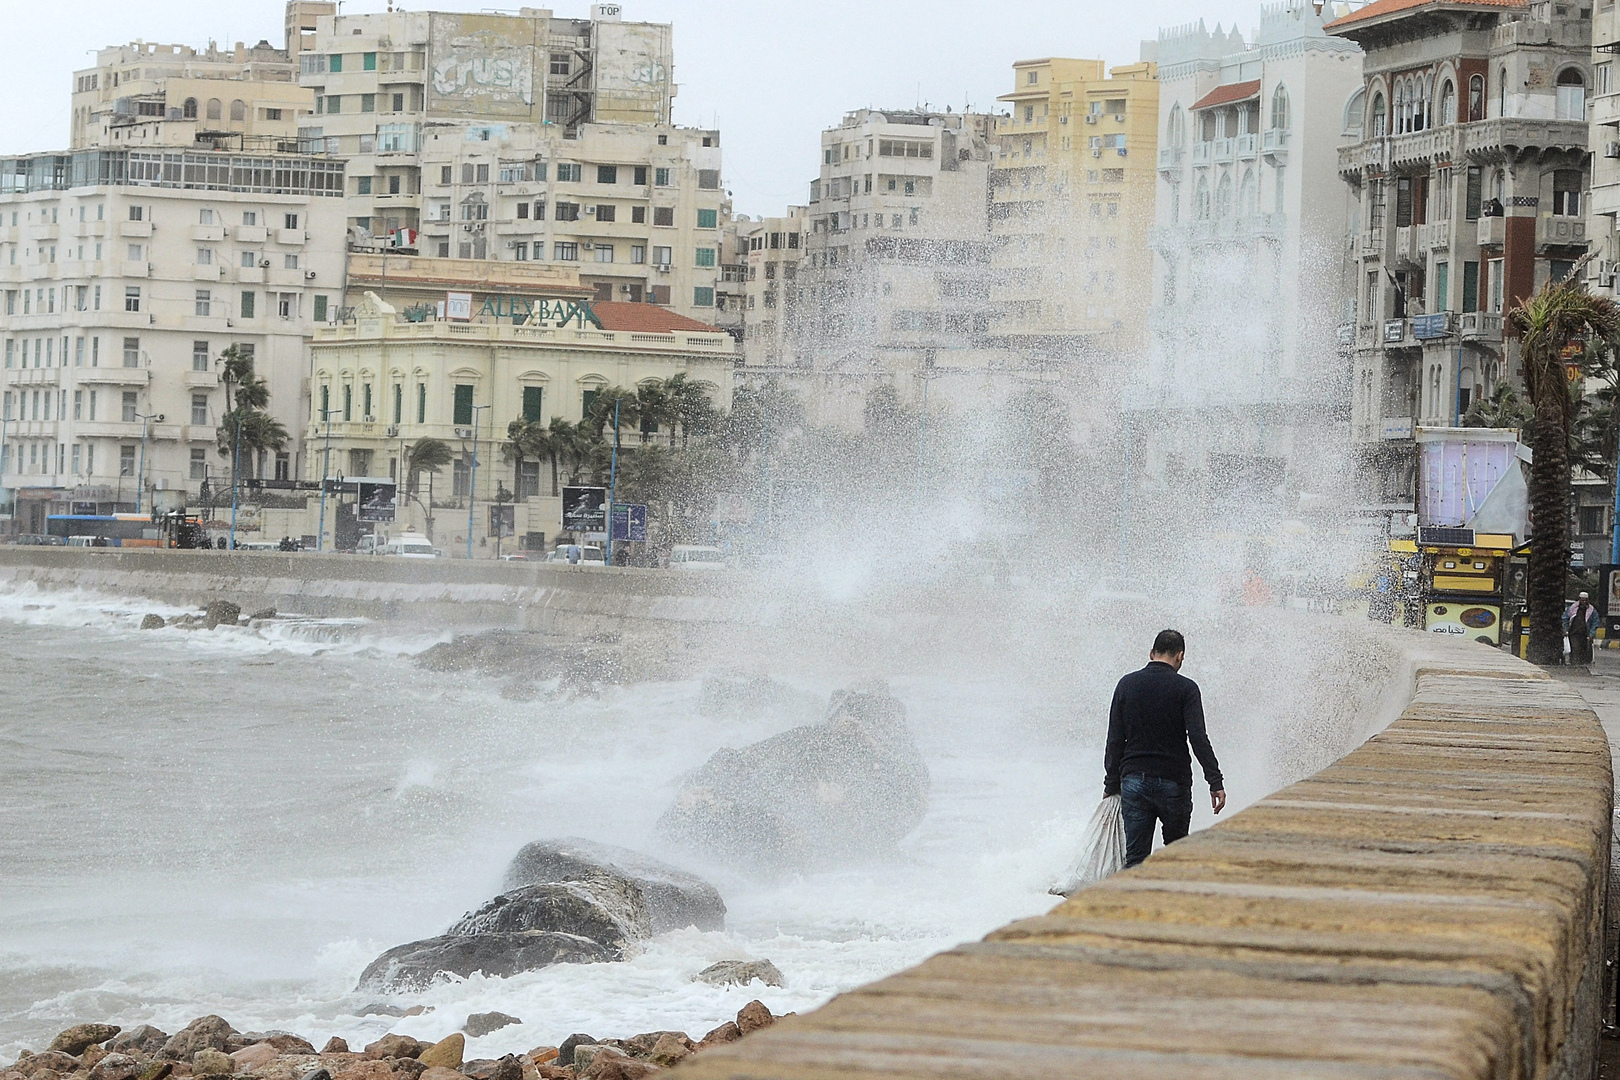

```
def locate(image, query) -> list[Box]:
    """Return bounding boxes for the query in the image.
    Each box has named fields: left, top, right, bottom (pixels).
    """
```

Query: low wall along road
left=679, top=647, right=1615, bottom=1080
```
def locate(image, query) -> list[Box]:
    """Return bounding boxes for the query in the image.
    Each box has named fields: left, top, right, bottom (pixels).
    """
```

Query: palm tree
left=505, top=418, right=533, bottom=501
left=663, top=372, right=717, bottom=449
left=406, top=437, right=453, bottom=495
left=1505, top=270, right=1620, bottom=665
left=635, top=380, right=671, bottom=446
left=585, top=385, right=641, bottom=438
left=1462, top=382, right=1532, bottom=430
left=535, top=417, right=573, bottom=496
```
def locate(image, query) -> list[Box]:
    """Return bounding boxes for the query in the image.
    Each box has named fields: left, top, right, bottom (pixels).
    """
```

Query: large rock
left=158, top=1018, right=237, bottom=1062
left=204, top=602, right=241, bottom=630
left=415, top=1036, right=463, bottom=1070
left=109, top=1027, right=167, bottom=1057
left=356, top=931, right=612, bottom=992
left=502, top=838, right=725, bottom=934
left=49, top=1026, right=120, bottom=1056
left=448, top=880, right=645, bottom=951
left=657, top=685, right=930, bottom=868
left=695, top=959, right=784, bottom=988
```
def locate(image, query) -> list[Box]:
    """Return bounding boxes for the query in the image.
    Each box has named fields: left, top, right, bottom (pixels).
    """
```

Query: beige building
left=413, top=121, right=727, bottom=323
left=306, top=289, right=735, bottom=552
left=991, top=58, right=1159, bottom=360
left=737, top=209, right=808, bottom=369
left=789, top=108, right=997, bottom=428
left=0, top=147, right=346, bottom=534
left=292, top=3, right=676, bottom=245
left=71, top=40, right=311, bottom=152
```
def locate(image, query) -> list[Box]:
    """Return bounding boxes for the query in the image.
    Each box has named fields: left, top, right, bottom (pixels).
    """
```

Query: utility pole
left=467, top=403, right=489, bottom=559
left=607, top=397, right=621, bottom=567
left=135, top=411, right=162, bottom=515
left=229, top=411, right=243, bottom=550
left=317, top=407, right=334, bottom=552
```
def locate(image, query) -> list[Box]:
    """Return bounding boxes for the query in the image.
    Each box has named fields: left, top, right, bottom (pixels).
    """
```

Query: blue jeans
left=1120, top=773, right=1192, bottom=869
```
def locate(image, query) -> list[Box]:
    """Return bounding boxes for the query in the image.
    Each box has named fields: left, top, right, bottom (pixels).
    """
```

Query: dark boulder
left=356, top=931, right=612, bottom=992
left=502, top=838, right=725, bottom=934
left=109, top=1027, right=168, bottom=1057
left=157, top=1017, right=237, bottom=1061
left=48, top=1026, right=120, bottom=1056
left=555, top=1037, right=596, bottom=1068
left=204, top=602, right=240, bottom=630
left=657, top=685, right=929, bottom=868
left=462, top=1014, right=521, bottom=1039
left=447, top=880, right=645, bottom=949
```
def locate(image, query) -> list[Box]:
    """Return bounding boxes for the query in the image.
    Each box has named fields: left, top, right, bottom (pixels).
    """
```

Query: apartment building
left=1333, top=0, right=1590, bottom=507
left=991, top=58, right=1159, bottom=360
left=293, top=3, right=675, bottom=244
left=790, top=108, right=996, bottom=428
left=738, top=208, right=809, bottom=369
left=414, top=121, right=726, bottom=322
left=0, top=148, right=346, bottom=534
left=1142, top=4, right=1362, bottom=500
left=307, top=289, right=734, bottom=551
left=1588, top=2, right=1620, bottom=303
left=70, top=40, right=310, bottom=152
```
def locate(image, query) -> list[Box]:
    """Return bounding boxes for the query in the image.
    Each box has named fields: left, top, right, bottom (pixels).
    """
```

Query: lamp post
left=228, top=410, right=244, bottom=550
left=316, top=407, right=335, bottom=552
left=607, top=397, right=621, bottom=567
left=134, top=411, right=162, bottom=515
left=466, top=403, right=489, bottom=560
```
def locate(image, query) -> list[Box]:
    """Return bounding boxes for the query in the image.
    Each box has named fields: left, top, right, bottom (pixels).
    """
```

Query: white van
left=380, top=534, right=440, bottom=559
left=669, top=545, right=728, bottom=570
left=544, top=545, right=605, bottom=567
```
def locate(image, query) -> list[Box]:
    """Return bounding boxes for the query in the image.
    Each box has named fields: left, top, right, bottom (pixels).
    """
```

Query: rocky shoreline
left=3, top=1003, right=784, bottom=1080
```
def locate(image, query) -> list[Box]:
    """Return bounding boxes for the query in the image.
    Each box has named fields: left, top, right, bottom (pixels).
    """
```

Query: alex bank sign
left=445, top=291, right=601, bottom=328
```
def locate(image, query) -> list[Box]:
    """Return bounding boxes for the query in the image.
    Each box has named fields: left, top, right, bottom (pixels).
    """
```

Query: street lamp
left=134, top=411, right=163, bottom=515
left=316, top=406, right=335, bottom=553
left=228, top=410, right=244, bottom=550
left=466, top=403, right=489, bottom=560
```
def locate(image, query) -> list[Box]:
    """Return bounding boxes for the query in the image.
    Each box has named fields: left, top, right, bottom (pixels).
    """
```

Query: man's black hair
left=1152, top=629, right=1185, bottom=656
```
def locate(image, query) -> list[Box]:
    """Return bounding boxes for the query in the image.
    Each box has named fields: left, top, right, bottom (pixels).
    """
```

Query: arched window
left=1239, top=169, right=1257, bottom=217
left=1215, top=173, right=1233, bottom=218
left=1194, top=175, right=1211, bottom=221
left=206, top=98, right=222, bottom=121
left=230, top=99, right=246, bottom=122
left=1271, top=84, right=1290, bottom=131
left=1499, top=67, right=1508, bottom=117
left=1468, top=73, right=1485, bottom=121
left=1439, top=79, right=1455, bottom=125
left=182, top=98, right=198, bottom=120
left=1371, top=91, right=1386, bottom=137
left=1167, top=104, right=1185, bottom=148
left=1556, top=68, right=1585, bottom=119
left=1343, top=87, right=1365, bottom=135
left=1393, top=80, right=1406, bottom=134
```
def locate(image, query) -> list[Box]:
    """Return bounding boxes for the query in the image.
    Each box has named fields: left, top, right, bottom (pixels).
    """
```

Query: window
left=264, top=107, right=281, bottom=121
left=1487, top=257, right=1505, bottom=313
left=195, top=290, right=212, bottom=317
left=342, top=383, right=352, bottom=422
left=284, top=254, right=300, bottom=270
left=694, top=286, right=716, bottom=307
left=1500, top=67, right=1508, bottom=117
left=241, top=291, right=255, bottom=319
left=1434, top=261, right=1449, bottom=311
left=1556, top=69, right=1586, bottom=120
left=392, top=93, right=405, bottom=112
left=1439, top=80, right=1455, bottom=125
left=554, top=242, right=579, bottom=261
left=1597, top=63, right=1613, bottom=98
left=417, top=382, right=427, bottom=424
left=653, top=206, right=674, bottom=227
left=191, top=447, right=208, bottom=480
left=1468, top=74, right=1485, bottom=122
left=121, top=392, right=138, bottom=423
left=550, top=53, right=571, bottom=75
left=698, top=169, right=720, bottom=190
left=1465, top=166, right=1483, bottom=220
left=206, top=99, right=221, bottom=121
left=277, top=293, right=297, bottom=319
left=522, top=386, right=543, bottom=423
left=128, top=243, right=144, bottom=261
left=1581, top=505, right=1607, bottom=536
left=123, top=337, right=139, bottom=368
left=655, top=167, right=671, bottom=187
left=325, top=95, right=341, bottom=115
left=183, top=98, right=199, bottom=120
left=120, top=446, right=135, bottom=476
left=357, top=176, right=372, bottom=195
left=554, top=202, right=580, bottom=221
left=697, top=208, right=718, bottom=229
left=191, top=394, right=209, bottom=426
left=363, top=51, right=377, bottom=71
left=124, top=287, right=140, bottom=312
left=556, top=163, right=582, bottom=182
left=193, top=341, right=210, bottom=372
left=695, top=248, right=716, bottom=268
left=596, top=244, right=615, bottom=263
left=513, top=242, right=529, bottom=261
left=597, top=165, right=618, bottom=184
left=596, top=204, right=616, bottom=222
left=652, top=245, right=672, bottom=266
left=1554, top=169, right=1582, bottom=216
left=453, top=384, right=474, bottom=426
left=631, top=244, right=646, bottom=264
left=477, top=163, right=490, bottom=183
left=517, top=202, right=530, bottom=220
left=329, top=54, right=342, bottom=73
left=128, top=205, right=143, bottom=222
left=1370, top=92, right=1386, bottom=138
left=634, top=166, right=647, bottom=185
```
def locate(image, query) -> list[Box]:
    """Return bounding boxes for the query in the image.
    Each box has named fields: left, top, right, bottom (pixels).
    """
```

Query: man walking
left=1566, top=591, right=1599, bottom=667
left=1104, top=629, right=1226, bottom=869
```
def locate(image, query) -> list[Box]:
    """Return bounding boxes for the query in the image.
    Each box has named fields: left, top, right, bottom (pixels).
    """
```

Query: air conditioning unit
left=583, top=241, right=595, bottom=249
left=384, top=425, right=399, bottom=438
left=1606, top=142, right=1620, bottom=159
left=1092, top=148, right=1102, bottom=158
left=654, top=263, right=671, bottom=272
left=1115, top=113, right=1126, bottom=122
left=304, top=270, right=316, bottom=279
left=362, top=415, right=376, bottom=423
left=1084, top=114, right=1098, bottom=124
left=1116, top=147, right=1128, bottom=157
left=1058, top=116, right=1068, bottom=124
left=586, top=206, right=596, bottom=215
left=259, top=259, right=271, bottom=268
left=454, top=426, right=474, bottom=439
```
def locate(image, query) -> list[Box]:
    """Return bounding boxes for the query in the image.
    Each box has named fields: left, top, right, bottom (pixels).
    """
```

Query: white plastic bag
left=1050, top=795, right=1126, bottom=896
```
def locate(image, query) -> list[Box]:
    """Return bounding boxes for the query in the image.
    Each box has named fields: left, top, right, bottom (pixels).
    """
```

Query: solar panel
left=1418, top=526, right=1475, bottom=548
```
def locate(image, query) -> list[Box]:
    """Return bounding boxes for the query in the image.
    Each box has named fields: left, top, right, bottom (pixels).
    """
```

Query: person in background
left=1104, top=629, right=1227, bottom=869
left=1565, top=591, right=1599, bottom=667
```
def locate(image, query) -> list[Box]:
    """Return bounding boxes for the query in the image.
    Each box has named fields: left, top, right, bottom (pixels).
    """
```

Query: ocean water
left=0, top=578, right=1401, bottom=1061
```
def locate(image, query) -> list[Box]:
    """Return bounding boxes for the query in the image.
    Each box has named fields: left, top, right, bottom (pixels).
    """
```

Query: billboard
left=427, top=13, right=538, bottom=119
left=357, top=480, right=397, bottom=523
left=610, top=503, right=647, bottom=542
left=593, top=21, right=672, bottom=123
left=1424, top=601, right=1501, bottom=646
left=489, top=503, right=514, bottom=538
left=562, top=486, right=607, bottom=534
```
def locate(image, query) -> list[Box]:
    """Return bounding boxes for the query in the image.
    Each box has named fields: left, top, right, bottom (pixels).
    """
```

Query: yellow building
left=992, top=58, right=1158, bottom=361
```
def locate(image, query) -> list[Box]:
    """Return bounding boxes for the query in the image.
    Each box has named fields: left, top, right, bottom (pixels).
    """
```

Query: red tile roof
left=1325, top=0, right=1525, bottom=30
left=1190, top=80, right=1261, bottom=111
left=590, top=301, right=722, bottom=334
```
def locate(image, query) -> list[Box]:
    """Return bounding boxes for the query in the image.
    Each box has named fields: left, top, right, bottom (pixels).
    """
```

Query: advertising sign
left=561, top=486, right=607, bottom=534
left=357, top=480, right=397, bottom=523
left=488, top=503, right=514, bottom=538
left=446, top=292, right=473, bottom=321
left=1425, top=601, right=1501, bottom=646
left=610, top=503, right=647, bottom=542
left=427, top=13, right=537, bottom=119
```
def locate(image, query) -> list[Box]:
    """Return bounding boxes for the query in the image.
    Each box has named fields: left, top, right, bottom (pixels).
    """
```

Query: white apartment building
left=71, top=40, right=310, bottom=152
left=790, top=108, right=996, bottom=428
left=414, top=121, right=727, bottom=321
left=0, top=148, right=345, bottom=534
left=739, top=208, right=808, bottom=369
left=1143, top=4, right=1362, bottom=500
left=293, top=3, right=675, bottom=244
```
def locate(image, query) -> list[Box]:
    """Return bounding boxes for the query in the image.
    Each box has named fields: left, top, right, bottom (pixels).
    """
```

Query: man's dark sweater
left=1103, top=660, right=1223, bottom=796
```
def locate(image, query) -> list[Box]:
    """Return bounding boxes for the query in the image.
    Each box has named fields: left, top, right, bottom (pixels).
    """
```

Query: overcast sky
left=2, top=0, right=1262, bottom=217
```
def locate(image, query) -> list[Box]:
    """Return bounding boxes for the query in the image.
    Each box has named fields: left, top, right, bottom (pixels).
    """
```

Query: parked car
left=668, top=545, right=729, bottom=570
left=544, top=545, right=606, bottom=567
left=380, top=534, right=440, bottom=558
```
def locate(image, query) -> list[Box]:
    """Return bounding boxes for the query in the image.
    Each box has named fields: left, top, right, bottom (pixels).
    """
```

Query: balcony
left=1235, top=132, right=1259, bottom=159
left=121, top=261, right=149, bottom=278
left=1458, top=311, right=1503, bottom=343
left=275, top=228, right=305, bottom=246
left=1212, top=137, right=1236, bottom=164
left=119, top=221, right=152, bottom=239
left=1262, top=127, right=1289, bottom=162
left=1459, top=117, right=1588, bottom=157
left=1394, top=225, right=1418, bottom=265
left=1477, top=215, right=1505, bottom=247
left=1157, top=146, right=1182, bottom=172
left=191, top=225, right=225, bottom=242
left=235, top=225, right=268, bottom=244
left=1539, top=214, right=1587, bottom=250
left=193, top=265, right=226, bottom=282
left=1360, top=230, right=1383, bottom=257
left=5, top=368, right=61, bottom=386
left=185, top=369, right=219, bottom=388
left=78, top=367, right=151, bottom=385
left=1419, top=222, right=1450, bottom=251
left=1191, top=141, right=1213, bottom=167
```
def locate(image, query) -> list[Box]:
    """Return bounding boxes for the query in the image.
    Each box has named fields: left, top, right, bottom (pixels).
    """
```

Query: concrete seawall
left=678, top=645, right=1616, bottom=1080
left=0, top=547, right=773, bottom=632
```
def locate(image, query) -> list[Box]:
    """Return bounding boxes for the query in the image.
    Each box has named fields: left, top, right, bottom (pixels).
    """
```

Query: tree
left=504, top=418, right=534, bottom=501
left=662, top=372, right=718, bottom=448
left=406, top=437, right=453, bottom=495
left=537, top=417, right=576, bottom=495
left=1462, top=382, right=1533, bottom=430
left=215, top=346, right=285, bottom=481
left=585, top=385, right=641, bottom=438
left=635, top=380, right=672, bottom=445
left=1505, top=272, right=1620, bottom=665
